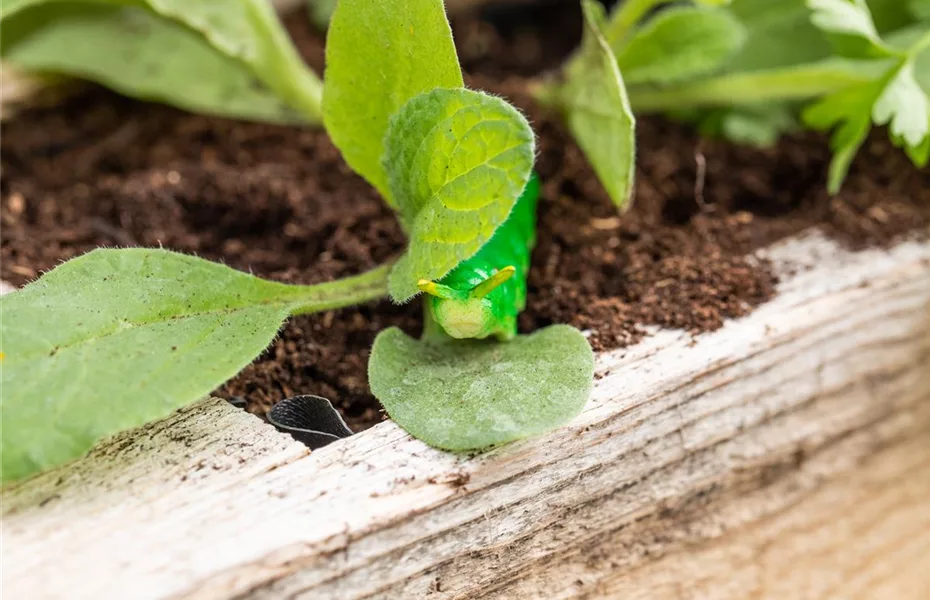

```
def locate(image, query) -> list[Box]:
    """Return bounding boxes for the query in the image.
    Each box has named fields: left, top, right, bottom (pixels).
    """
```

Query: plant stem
left=626, top=62, right=876, bottom=113
left=284, top=63, right=325, bottom=125
left=247, top=0, right=324, bottom=124
left=287, top=263, right=392, bottom=315
left=604, top=0, right=668, bottom=46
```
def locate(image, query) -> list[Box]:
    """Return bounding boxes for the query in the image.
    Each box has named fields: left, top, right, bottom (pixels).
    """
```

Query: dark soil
left=2, top=5, right=928, bottom=429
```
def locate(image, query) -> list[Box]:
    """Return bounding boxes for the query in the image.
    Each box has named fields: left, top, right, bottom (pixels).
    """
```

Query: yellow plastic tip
left=417, top=279, right=440, bottom=296
left=470, top=266, right=516, bottom=298
left=418, top=280, right=462, bottom=300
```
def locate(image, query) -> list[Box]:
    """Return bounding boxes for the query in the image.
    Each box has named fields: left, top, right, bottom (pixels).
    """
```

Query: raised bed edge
left=2, top=230, right=930, bottom=600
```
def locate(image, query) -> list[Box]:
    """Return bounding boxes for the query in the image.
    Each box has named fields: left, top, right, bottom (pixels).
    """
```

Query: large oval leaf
left=322, top=0, right=463, bottom=203
left=383, top=88, right=535, bottom=302
left=369, top=325, right=594, bottom=451
left=1, top=0, right=321, bottom=123
left=0, top=249, right=388, bottom=483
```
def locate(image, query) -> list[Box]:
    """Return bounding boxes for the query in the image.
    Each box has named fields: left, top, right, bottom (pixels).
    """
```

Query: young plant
left=0, top=250, right=388, bottom=482
left=0, top=0, right=323, bottom=123
left=323, top=0, right=596, bottom=451
left=0, top=0, right=608, bottom=482
left=538, top=0, right=638, bottom=210
left=538, top=0, right=929, bottom=194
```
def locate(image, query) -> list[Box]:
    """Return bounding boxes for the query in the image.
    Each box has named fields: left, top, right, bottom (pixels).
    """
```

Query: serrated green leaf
left=872, top=60, right=930, bottom=147
left=615, top=6, right=747, bottom=84
left=807, top=0, right=897, bottom=58
left=1, top=0, right=322, bottom=123
left=558, top=0, right=636, bottom=210
left=901, top=130, right=930, bottom=165
left=803, top=78, right=884, bottom=193
left=644, top=0, right=923, bottom=161
left=368, top=325, right=594, bottom=451
left=322, top=0, right=463, bottom=205
left=383, top=88, right=534, bottom=302
left=0, top=249, right=389, bottom=482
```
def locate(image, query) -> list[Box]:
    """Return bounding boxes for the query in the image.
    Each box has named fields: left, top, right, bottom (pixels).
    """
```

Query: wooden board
left=3, top=231, right=930, bottom=600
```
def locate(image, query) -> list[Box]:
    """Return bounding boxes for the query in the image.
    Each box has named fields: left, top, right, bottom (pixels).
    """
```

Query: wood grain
left=2, top=232, right=929, bottom=600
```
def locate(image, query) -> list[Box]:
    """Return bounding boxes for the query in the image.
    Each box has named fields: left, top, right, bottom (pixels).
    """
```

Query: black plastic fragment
left=267, top=395, right=354, bottom=450
left=226, top=396, right=248, bottom=410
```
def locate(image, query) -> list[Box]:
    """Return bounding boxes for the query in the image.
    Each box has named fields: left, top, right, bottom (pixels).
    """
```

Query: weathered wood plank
left=3, top=231, right=929, bottom=600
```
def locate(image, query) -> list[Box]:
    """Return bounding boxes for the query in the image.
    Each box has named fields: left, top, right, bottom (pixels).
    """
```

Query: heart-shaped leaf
left=369, top=325, right=594, bottom=451
left=383, top=88, right=535, bottom=302
left=0, top=249, right=388, bottom=482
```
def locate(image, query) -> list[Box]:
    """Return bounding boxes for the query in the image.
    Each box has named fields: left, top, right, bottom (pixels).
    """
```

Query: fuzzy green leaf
left=0, top=249, right=388, bottom=482
left=384, top=88, right=534, bottom=302
left=615, top=6, right=747, bottom=84
left=322, top=0, right=463, bottom=205
left=368, top=325, right=594, bottom=451
left=807, top=0, right=896, bottom=58
left=558, top=0, right=636, bottom=210
left=0, top=0, right=322, bottom=123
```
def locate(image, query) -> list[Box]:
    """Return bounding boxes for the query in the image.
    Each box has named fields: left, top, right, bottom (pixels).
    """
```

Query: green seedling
left=0, top=0, right=607, bottom=483
left=539, top=0, right=638, bottom=210
left=323, top=0, right=596, bottom=451
left=0, top=0, right=323, bottom=123
left=537, top=0, right=929, bottom=193
left=0, top=250, right=388, bottom=482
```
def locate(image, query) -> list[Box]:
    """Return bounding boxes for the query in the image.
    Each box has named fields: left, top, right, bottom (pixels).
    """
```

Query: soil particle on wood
left=1, top=7, right=928, bottom=429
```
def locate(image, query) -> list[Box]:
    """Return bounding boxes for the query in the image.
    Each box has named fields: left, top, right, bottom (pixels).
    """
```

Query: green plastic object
left=418, top=172, right=540, bottom=340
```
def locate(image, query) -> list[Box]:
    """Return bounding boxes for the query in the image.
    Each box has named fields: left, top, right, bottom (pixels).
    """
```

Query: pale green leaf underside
left=384, top=88, right=535, bottom=302
left=807, top=0, right=894, bottom=58
left=872, top=60, right=930, bottom=147
left=615, top=6, right=747, bottom=85
left=0, top=249, right=389, bottom=482
left=561, top=0, right=636, bottom=210
left=322, top=0, right=463, bottom=204
left=1, top=0, right=321, bottom=123
left=369, top=325, right=594, bottom=451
